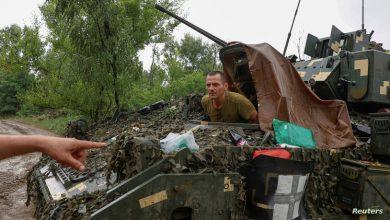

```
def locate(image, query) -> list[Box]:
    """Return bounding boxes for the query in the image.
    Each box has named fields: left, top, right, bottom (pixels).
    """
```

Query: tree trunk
left=94, top=86, right=105, bottom=121
left=111, top=53, right=120, bottom=112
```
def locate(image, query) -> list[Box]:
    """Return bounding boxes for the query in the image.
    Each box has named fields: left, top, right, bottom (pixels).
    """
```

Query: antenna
left=362, top=0, right=365, bottom=30
left=283, top=0, right=302, bottom=56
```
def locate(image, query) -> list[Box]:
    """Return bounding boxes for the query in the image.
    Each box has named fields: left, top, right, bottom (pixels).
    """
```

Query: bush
left=0, top=71, right=34, bottom=115
left=122, top=72, right=205, bottom=110
left=17, top=103, right=41, bottom=116
left=18, top=111, right=83, bottom=135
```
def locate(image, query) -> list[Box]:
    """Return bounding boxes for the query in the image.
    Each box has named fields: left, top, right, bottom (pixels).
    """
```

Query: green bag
left=272, top=119, right=316, bottom=148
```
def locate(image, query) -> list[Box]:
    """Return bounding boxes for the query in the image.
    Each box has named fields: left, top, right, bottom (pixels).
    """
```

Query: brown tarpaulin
left=229, top=43, right=356, bottom=149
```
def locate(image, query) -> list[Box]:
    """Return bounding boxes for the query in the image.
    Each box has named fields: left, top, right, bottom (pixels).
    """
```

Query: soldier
left=202, top=71, right=258, bottom=123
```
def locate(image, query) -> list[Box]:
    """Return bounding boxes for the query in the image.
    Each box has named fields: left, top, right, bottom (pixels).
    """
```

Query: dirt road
left=0, top=120, right=56, bottom=220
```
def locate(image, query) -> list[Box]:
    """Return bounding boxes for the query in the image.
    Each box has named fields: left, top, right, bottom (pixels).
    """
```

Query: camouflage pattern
left=294, top=25, right=390, bottom=109
left=65, top=119, right=89, bottom=140
left=370, top=113, right=390, bottom=158
left=337, top=158, right=390, bottom=218
left=26, top=94, right=382, bottom=219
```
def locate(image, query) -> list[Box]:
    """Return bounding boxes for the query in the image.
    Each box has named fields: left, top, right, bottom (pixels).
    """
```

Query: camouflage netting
left=26, top=148, right=114, bottom=218
left=287, top=144, right=373, bottom=218
left=26, top=93, right=374, bottom=219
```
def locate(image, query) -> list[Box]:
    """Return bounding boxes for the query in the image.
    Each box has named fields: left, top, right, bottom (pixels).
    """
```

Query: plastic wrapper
left=160, top=131, right=199, bottom=153
left=273, top=119, right=316, bottom=149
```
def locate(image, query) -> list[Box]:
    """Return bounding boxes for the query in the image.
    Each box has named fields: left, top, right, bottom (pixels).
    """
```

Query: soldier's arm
left=201, top=95, right=211, bottom=119
left=249, top=110, right=258, bottom=123
left=0, top=135, right=105, bottom=171
left=238, top=95, right=258, bottom=123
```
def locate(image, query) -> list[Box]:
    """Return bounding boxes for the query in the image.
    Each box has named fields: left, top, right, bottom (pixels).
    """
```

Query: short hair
left=207, top=71, right=226, bottom=82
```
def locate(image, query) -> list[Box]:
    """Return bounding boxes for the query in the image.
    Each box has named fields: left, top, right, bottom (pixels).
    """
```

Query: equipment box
left=370, top=112, right=390, bottom=159
left=336, top=158, right=390, bottom=218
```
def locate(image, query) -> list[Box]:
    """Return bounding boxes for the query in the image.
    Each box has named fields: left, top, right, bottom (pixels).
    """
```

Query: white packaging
left=160, top=131, right=199, bottom=153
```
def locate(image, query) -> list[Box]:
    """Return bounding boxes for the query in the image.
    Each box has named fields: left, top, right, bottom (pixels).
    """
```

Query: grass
left=13, top=115, right=78, bottom=135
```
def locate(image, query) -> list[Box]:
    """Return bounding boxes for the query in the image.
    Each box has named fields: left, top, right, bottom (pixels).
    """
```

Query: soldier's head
left=206, top=71, right=228, bottom=100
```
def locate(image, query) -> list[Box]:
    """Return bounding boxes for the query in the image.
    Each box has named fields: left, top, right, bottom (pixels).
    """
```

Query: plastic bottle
left=229, top=129, right=250, bottom=147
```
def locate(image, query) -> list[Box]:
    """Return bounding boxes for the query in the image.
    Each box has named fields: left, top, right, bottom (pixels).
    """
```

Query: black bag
left=243, top=155, right=313, bottom=220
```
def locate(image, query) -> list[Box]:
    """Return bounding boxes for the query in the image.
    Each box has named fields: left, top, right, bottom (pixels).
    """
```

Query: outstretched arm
left=0, top=135, right=106, bottom=171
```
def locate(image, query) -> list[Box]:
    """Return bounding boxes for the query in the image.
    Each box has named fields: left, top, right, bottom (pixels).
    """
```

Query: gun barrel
left=155, top=4, right=227, bottom=47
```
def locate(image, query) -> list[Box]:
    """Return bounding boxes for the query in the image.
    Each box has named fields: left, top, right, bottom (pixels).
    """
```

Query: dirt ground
left=0, top=120, right=55, bottom=220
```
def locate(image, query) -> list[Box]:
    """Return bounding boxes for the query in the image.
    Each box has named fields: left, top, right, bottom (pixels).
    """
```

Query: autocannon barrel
left=155, top=4, right=227, bottom=47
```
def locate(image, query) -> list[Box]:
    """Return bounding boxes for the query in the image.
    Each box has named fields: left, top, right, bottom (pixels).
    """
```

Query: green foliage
left=6, top=2, right=220, bottom=122
left=166, top=72, right=205, bottom=97
left=17, top=113, right=80, bottom=135
left=0, top=24, right=44, bottom=115
left=124, top=72, right=205, bottom=110
left=23, top=0, right=184, bottom=121
left=162, top=33, right=221, bottom=75
left=119, top=33, right=222, bottom=110
left=0, top=72, right=34, bottom=114
left=120, top=33, right=223, bottom=111
left=17, top=103, right=40, bottom=116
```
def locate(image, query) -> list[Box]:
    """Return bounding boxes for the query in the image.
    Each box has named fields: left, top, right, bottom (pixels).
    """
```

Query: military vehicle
left=293, top=24, right=390, bottom=157
left=156, top=4, right=390, bottom=217
left=295, top=26, right=390, bottom=217
left=28, top=3, right=389, bottom=220
left=156, top=3, right=390, bottom=156
left=294, top=26, right=390, bottom=112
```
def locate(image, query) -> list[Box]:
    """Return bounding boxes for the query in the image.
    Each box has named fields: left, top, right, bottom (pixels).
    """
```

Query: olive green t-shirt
left=201, top=91, right=256, bottom=123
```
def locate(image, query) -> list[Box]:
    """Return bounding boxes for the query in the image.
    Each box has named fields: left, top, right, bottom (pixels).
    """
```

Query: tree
left=162, top=33, right=221, bottom=79
left=0, top=24, right=44, bottom=115
left=120, top=33, right=221, bottom=110
left=29, top=0, right=183, bottom=120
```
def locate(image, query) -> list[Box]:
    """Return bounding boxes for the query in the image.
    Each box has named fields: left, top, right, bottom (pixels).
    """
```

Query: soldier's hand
left=40, top=136, right=106, bottom=171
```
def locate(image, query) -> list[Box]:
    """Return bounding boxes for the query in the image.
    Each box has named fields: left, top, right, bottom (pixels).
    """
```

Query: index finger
left=76, top=140, right=107, bottom=149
